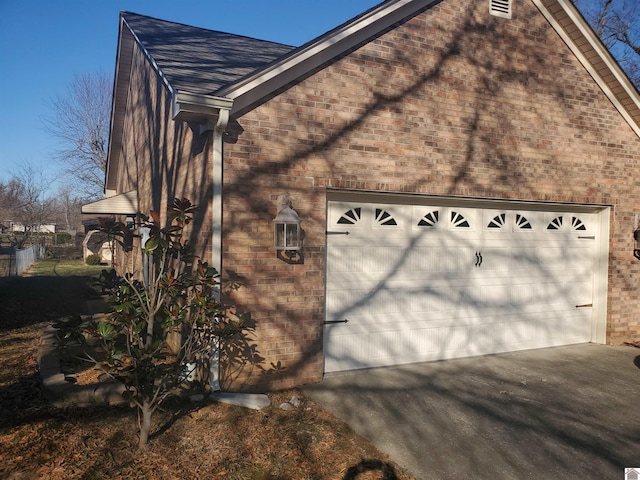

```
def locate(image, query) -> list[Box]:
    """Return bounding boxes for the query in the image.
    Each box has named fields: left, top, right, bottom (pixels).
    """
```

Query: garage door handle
left=324, top=319, right=349, bottom=324
left=575, top=304, right=592, bottom=308
left=475, top=252, right=483, bottom=267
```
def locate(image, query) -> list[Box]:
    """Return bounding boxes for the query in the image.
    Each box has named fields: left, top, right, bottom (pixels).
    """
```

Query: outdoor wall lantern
left=124, top=214, right=152, bottom=284
left=122, top=215, right=137, bottom=252
left=634, top=213, right=640, bottom=261
left=274, top=193, right=303, bottom=263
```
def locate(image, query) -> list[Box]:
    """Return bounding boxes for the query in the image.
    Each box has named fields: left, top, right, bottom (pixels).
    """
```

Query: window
left=571, top=216, right=587, bottom=231
left=547, top=216, right=563, bottom=230
left=487, top=213, right=506, bottom=229
left=451, top=211, right=470, bottom=228
left=515, top=214, right=532, bottom=230
left=375, top=208, right=398, bottom=226
left=337, top=208, right=361, bottom=225
left=418, top=211, right=439, bottom=228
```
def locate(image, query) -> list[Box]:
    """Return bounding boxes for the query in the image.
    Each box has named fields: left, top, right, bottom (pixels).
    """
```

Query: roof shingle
left=122, top=11, right=295, bottom=96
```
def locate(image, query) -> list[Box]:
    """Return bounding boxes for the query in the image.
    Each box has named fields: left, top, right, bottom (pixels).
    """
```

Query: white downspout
left=209, top=107, right=230, bottom=392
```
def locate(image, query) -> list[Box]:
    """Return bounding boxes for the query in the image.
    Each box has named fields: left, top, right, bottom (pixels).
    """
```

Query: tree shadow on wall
left=218, top=273, right=286, bottom=390
left=217, top=310, right=285, bottom=391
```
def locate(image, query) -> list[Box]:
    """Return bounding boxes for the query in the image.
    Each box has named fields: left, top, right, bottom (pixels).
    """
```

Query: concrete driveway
left=304, top=344, right=640, bottom=479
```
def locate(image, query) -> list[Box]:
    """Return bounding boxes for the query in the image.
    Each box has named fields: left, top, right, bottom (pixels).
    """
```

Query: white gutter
left=209, top=103, right=231, bottom=393
left=166, top=88, right=233, bottom=392
left=172, top=91, right=234, bottom=122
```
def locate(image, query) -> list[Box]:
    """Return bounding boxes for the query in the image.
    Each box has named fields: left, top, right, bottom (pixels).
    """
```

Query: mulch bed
left=0, top=320, right=416, bottom=480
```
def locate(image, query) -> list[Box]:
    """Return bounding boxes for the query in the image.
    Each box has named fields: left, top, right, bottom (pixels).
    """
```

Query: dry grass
left=0, top=260, right=415, bottom=479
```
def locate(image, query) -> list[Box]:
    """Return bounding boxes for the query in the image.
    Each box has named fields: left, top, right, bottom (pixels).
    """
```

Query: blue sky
left=0, top=0, right=378, bottom=188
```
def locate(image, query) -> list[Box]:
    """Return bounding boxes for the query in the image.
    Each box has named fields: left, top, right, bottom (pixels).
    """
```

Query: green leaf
left=144, top=238, right=159, bottom=252
left=96, top=322, right=114, bottom=338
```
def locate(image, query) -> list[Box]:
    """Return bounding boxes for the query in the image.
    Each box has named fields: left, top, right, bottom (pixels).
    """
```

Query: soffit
left=81, top=190, right=139, bottom=215
left=533, top=0, right=640, bottom=137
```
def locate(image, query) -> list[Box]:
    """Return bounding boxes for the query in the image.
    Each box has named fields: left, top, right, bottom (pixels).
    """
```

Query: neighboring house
left=8, top=222, right=56, bottom=234
left=83, top=0, right=640, bottom=392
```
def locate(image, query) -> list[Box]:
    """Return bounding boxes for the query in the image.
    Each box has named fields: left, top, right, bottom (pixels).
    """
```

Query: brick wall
left=115, top=45, right=214, bottom=274
left=221, top=0, right=640, bottom=390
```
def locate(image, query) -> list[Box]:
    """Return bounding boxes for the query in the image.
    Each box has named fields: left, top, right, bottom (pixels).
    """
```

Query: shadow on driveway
left=305, top=344, right=640, bottom=480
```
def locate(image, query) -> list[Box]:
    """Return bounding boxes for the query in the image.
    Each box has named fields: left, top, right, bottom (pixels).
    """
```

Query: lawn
left=0, top=258, right=414, bottom=479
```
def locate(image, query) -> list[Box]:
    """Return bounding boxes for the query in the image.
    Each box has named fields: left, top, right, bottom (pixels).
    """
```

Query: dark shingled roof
left=121, top=11, right=296, bottom=96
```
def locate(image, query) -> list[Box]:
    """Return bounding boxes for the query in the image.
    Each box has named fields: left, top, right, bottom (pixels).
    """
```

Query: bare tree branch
left=573, top=0, right=640, bottom=88
left=43, top=71, right=112, bottom=199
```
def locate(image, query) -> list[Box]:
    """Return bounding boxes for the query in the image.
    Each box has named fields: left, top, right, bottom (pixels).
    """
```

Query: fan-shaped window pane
left=547, top=216, right=563, bottom=230
left=375, top=208, right=397, bottom=226
left=515, top=214, right=532, bottom=230
left=418, top=211, right=439, bottom=227
left=488, top=213, right=506, bottom=229
left=337, top=208, right=361, bottom=225
left=451, top=211, right=470, bottom=228
left=572, top=216, right=587, bottom=231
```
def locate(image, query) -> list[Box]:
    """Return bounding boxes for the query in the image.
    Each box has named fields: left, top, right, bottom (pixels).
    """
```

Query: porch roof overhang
left=81, top=190, right=139, bottom=215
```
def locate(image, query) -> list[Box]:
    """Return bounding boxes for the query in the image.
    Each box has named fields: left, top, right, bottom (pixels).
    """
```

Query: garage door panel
left=474, top=323, right=510, bottom=348
left=368, top=246, right=407, bottom=271
left=479, top=282, right=511, bottom=306
left=509, top=320, right=538, bottom=345
left=408, top=287, right=451, bottom=313
left=478, top=246, right=511, bottom=272
left=408, top=327, right=443, bottom=354
left=370, top=331, right=405, bottom=358
left=563, top=313, right=592, bottom=342
left=327, top=246, right=366, bottom=273
left=367, top=289, right=404, bottom=315
left=325, top=333, right=370, bottom=369
left=325, top=288, right=370, bottom=318
left=442, top=248, right=477, bottom=272
left=567, top=280, right=593, bottom=305
left=324, top=199, right=598, bottom=373
left=407, top=247, right=443, bottom=272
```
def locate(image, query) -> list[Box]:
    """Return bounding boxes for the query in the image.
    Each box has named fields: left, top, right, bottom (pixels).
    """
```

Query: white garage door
left=324, top=197, right=601, bottom=373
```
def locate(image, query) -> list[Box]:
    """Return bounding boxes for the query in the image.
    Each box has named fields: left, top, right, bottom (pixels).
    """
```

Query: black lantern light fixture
left=634, top=213, right=640, bottom=261
left=273, top=194, right=302, bottom=262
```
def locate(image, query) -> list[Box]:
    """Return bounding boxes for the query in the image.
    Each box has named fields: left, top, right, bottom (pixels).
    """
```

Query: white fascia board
left=221, top=0, right=440, bottom=116
left=106, top=15, right=180, bottom=193
left=105, top=18, right=135, bottom=194
left=533, top=0, right=640, bottom=138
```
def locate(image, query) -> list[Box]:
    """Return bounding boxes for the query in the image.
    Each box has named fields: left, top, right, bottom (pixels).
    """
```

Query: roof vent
left=489, top=0, right=512, bottom=19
